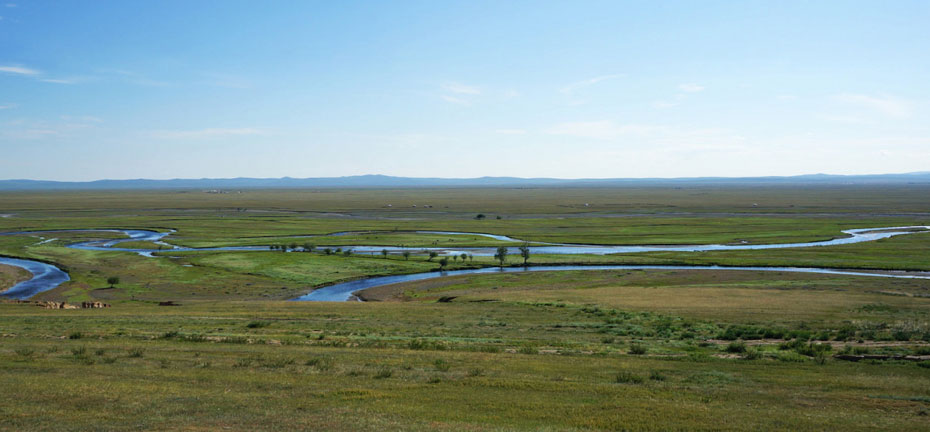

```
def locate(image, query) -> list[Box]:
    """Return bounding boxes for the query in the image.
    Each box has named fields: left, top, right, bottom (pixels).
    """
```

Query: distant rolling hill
left=1, top=173, right=930, bottom=190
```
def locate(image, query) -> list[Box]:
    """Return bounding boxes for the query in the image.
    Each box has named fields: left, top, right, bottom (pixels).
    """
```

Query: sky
left=1, top=0, right=929, bottom=181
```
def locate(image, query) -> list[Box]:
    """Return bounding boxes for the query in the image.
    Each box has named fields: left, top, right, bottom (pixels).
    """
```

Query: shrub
left=127, top=348, right=144, bottom=358
left=648, top=370, right=666, bottom=381
left=14, top=348, right=34, bottom=358
left=725, top=341, right=747, bottom=353
left=71, top=346, right=87, bottom=356
left=615, top=371, right=644, bottom=384
left=434, top=359, right=451, bottom=371
left=518, top=346, right=537, bottom=355
left=744, top=349, right=762, bottom=360
left=246, top=321, right=270, bottom=329
left=374, top=368, right=393, bottom=379
left=68, top=332, right=83, bottom=340
left=796, top=342, right=831, bottom=357
left=628, top=344, right=647, bottom=355
left=776, top=352, right=806, bottom=362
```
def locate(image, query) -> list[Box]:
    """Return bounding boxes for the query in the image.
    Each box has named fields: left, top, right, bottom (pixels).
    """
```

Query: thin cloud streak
left=0, top=65, right=40, bottom=75
left=559, top=74, right=623, bottom=96
left=441, top=82, right=481, bottom=95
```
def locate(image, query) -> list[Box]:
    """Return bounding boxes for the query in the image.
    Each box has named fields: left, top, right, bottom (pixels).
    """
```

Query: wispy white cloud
left=148, top=128, right=266, bottom=139
left=834, top=93, right=911, bottom=117
left=441, top=82, right=481, bottom=95
left=0, top=116, right=103, bottom=140
left=0, top=65, right=40, bottom=75
left=440, top=95, right=470, bottom=105
left=559, top=74, right=623, bottom=96
left=494, top=129, right=527, bottom=135
left=5, top=3, right=16, bottom=8
left=678, top=83, right=705, bottom=93
left=0, top=103, right=15, bottom=110
left=439, top=81, right=482, bottom=105
left=0, top=65, right=81, bottom=84
left=39, top=77, right=80, bottom=84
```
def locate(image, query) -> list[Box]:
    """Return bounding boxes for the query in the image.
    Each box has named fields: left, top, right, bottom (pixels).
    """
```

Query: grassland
left=1, top=186, right=930, bottom=430
left=0, top=263, right=31, bottom=290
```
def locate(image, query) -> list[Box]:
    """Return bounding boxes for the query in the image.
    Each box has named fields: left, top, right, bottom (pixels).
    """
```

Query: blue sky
left=1, top=1, right=929, bottom=180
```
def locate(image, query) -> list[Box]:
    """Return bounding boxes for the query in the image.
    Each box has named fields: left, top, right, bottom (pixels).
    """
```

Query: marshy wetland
left=2, top=186, right=930, bottom=431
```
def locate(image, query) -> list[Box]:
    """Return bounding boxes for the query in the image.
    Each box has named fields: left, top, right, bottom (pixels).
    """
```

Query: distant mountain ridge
left=1, top=172, right=930, bottom=190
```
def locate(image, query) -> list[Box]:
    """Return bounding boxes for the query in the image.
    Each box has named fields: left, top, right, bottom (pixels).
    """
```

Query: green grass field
left=2, top=187, right=930, bottom=431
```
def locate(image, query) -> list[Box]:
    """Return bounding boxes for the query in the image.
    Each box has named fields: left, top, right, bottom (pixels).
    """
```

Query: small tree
left=475, top=214, right=486, bottom=220
left=438, top=257, right=449, bottom=270
left=280, top=244, right=288, bottom=252
left=343, top=249, right=353, bottom=257
left=402, top=250, right=411, bottom=261
left=107, top=276, right=120, bottom=288
left=494, top=246, right=508, bottom=267
left=269, top=245, right=276, bottom=251
left=519, top=242, right=531, bottom=266
left=381, top=249, right=389, bottom=258
left=461, top=253, right=468, bottom=263
left=428, top=251, right=438, bottom=262
left=323, top=248, right=333, bottom=255
left=289, top=242, right=298, bottom=250
left=303, top=243, right=314, bottom=252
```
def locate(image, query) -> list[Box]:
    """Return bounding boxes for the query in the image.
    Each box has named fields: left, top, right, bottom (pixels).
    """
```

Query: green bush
left=725, top=341, right=747, bottom=353
left=434, top=359, right=451, bottom=371
left=615, top=371, right=644, bottom=384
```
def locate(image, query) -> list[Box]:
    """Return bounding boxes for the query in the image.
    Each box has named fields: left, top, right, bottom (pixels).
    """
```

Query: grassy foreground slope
left=2, top=295, right=930, bottom=431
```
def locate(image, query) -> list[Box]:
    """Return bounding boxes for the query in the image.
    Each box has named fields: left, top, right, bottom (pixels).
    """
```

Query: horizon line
left=2, top=171, right=930, bottom=183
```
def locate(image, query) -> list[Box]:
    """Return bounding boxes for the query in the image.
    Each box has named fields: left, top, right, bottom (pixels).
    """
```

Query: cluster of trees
left=269, top=243, right=316, bottom=252
left=493, top=243, right=531, bottom=267
left=261, top=243, right=506, bottom=268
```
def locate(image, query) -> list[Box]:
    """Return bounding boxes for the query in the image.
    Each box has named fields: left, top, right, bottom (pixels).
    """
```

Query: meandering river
left=1, top=226, right=928, bottom=300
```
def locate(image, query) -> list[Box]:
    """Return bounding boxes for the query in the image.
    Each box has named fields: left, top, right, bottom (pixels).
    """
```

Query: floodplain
left=1, top=186, right=929, bottom=431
